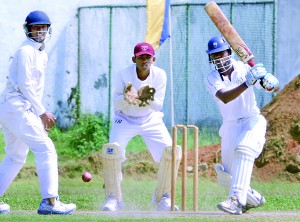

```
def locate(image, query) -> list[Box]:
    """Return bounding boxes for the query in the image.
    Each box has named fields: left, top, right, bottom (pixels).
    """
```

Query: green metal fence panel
left=78, top=1, right=276, bottom=132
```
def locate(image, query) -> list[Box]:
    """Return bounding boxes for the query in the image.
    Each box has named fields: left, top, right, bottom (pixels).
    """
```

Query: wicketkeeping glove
left=245, top=63, right=268, bottom=87
left=260, top=73, right=279, bottom=92
left=123, top=82, right=140, bottom=105
left=137, top=85, right=156, bottom=107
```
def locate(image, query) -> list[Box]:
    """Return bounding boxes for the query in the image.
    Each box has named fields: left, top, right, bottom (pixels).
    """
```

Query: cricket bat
left=205, top=1, right=280, bottom=91
left=204, top=1, right=255, bottom=67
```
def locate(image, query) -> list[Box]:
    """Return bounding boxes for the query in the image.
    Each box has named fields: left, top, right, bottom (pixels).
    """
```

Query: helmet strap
left=39, top=42, right=45, bottom=51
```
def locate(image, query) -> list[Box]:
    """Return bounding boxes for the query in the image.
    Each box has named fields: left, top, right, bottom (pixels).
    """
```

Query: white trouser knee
left=0, top=156, right=24, bottom=196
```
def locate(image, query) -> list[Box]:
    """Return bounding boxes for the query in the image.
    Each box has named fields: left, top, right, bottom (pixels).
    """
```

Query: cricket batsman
left=205, top=35, right=279, bottom=215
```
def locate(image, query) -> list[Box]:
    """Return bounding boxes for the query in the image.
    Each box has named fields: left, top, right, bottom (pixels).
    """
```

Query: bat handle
left=247, top=59, right=255, bottom=67
left=247, top=59, right=267, bottom=85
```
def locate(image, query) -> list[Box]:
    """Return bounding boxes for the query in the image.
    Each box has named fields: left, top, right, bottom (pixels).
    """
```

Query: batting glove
left=245, top=63, right=267, bottom=87
left=260, top=73, right=279, bottom=92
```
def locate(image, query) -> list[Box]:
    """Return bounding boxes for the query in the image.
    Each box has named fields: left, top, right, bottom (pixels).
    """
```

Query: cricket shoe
left=37, top=197, right=76, bottom=215
left=156, top=193, right=179, bottom=211
left=217, top=196, right=242, bottom=215
left=242, top=195, right=266, bottom=213
left=0, top=202, right=10, bottom=214
left=102, top=193, right=124, bottom=211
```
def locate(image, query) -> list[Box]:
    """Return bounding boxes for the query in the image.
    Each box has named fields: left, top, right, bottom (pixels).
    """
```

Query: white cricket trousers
left=219, top=114, right=267, bottom=174
left=109, top=112, right=172, bottom=163
left=0, top=96, right=58, bottom=199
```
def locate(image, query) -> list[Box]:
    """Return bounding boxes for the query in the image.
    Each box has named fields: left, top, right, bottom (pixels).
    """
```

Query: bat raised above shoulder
left=204, top=1, right=255, bottom=67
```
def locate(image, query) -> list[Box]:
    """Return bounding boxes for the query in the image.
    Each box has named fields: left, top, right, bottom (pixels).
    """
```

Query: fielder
left=205, top=36, right=279, bottom=215
left=101, top=42, right=181, bottom=211
left=0, top=11, right=76, bottom=215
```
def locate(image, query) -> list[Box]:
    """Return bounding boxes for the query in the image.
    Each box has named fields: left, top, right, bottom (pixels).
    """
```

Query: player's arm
left=17, top=48, right=47, bottom=116
left=216, top=64, right=267, bottom=104
left=216, top=83, right=248, bottom=104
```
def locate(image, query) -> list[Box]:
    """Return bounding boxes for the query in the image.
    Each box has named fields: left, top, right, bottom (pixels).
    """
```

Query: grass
left=1, top=175, right=300, bottom=221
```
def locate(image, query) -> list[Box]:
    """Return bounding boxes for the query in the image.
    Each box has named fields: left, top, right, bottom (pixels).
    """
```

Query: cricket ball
left=82, top=171, right=92, bottom=182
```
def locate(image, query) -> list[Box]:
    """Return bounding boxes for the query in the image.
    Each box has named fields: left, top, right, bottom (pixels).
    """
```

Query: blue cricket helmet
left=25, top=11, right=51, bottom=26
left=206, top=35, right=231, bottom=54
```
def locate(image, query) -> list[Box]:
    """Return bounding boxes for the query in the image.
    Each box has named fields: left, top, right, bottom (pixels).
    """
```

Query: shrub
left=56, top=113, right=109, bottom=158
left=290, top=122, right=300, bottom=142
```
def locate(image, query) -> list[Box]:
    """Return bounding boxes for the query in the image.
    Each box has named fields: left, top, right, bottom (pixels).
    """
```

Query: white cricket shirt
left=205, top=59, right=261, bottom=121
left=2, top=39, right=47, bottom=116
left=113, top=63, right=167, bottom=124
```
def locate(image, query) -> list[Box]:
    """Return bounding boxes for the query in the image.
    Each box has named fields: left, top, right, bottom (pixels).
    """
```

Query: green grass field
left=1, top=175, right=300, bottom=221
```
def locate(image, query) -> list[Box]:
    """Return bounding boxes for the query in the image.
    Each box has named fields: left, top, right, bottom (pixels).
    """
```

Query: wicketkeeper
left=100, top=42, right=181, bottom=212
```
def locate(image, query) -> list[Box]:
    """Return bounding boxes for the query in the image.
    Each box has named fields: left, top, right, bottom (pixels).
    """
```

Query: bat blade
left=205, top=1, right=255, bottom=67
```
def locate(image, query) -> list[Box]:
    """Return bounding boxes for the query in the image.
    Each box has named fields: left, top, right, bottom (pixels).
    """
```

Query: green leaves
left=49, top=113, right=109, bottom=158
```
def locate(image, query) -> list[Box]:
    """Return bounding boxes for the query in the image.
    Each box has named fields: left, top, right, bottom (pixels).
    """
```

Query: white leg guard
left=101, top=143, right=122, bottom=203
left=154, top=145, right=182, bottom=203
left=230, top=152, right=254, bottom=206
left=214, top=164, right=231, bottom=188
left=247, top=188, right=263, bottom=206
left=215, top=163, right=263, bottom=207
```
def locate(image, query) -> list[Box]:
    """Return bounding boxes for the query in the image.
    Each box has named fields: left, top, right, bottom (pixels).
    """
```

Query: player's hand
left=137, top=85, right=156, bottom=107
left=260, top=73, right=279, bottom=92
left=245, top=63, right=267, bottom=87
left=40, top=112, right=56, bottom=132
left=123, top=82, right=140, bottom=105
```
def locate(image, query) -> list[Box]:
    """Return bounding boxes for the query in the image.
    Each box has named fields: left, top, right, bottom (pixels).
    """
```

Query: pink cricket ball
left=82, top=171, right=92, bottom=182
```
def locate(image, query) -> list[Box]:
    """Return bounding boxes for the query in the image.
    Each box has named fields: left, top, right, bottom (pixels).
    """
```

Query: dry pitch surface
left=7, top=210, right=300, bottom=221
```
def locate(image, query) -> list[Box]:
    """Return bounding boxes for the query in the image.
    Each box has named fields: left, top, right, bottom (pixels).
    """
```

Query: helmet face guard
left=23, top=11, right=52, bottom=43
left=206, top=36, right=233, bottom=73
left=210, top=55, right=233, bottom=74
left=24, top=26, right=52, bottom=43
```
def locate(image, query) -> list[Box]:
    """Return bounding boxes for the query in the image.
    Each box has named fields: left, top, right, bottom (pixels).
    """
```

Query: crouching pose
left=205, top=36, right=279, bottom=215
left=100, top=42, right=182, bottom=212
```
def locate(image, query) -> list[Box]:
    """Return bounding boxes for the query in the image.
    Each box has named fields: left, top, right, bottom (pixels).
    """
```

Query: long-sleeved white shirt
left=113, top=63, right=167, bottom=124
left=3, top=39, right=47, bottom=116
left=205, top=59, right=261, bottom=121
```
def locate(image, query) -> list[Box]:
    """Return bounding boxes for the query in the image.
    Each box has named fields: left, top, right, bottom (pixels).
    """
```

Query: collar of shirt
left=24, top=39, right=44, bottom=51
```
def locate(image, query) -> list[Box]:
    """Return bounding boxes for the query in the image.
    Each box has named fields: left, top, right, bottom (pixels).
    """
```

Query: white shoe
left=242, top=196, right=266, bottom=213
left=0, top=202, right=10, bottom=214
left=156, top=193, right=179, bottom=211
left=37, top=197, right=76, bottom=215
left=217, top=196, right=242, bottom=215
left=102, top=193, right=123, bottom=211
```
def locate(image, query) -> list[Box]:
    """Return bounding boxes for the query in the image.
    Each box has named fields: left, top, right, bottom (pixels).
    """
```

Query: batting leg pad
left=215, top=163, right=263, bottom=207
left=154, top=145, right=182, bottom=203
left=230, top=153, right=255, bottom=206
left=214, top=163, right=232, bottom=188
left=247, top=188, right=264, bottom=207
left=101, top=143, right=122, bottom=203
